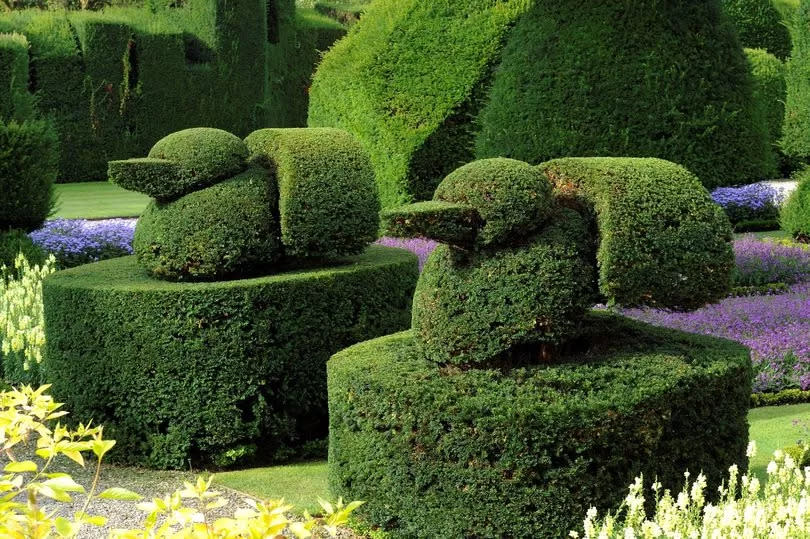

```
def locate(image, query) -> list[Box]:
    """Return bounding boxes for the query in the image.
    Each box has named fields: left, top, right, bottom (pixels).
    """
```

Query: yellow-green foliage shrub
left=0, top=384, right=361, bottom=538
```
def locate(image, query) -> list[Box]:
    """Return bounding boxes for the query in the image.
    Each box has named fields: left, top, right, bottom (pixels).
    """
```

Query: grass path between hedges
left=52, top=182, right=149, bottom=219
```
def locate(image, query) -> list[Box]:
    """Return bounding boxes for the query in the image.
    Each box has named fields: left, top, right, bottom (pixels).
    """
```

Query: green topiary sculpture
left=781, top=168, right=810, bottom=241
left=42, top=127, right=418, bottom=468
left=310, top=0, right=771, bottom=208
left=329, top=157, right=750, bottom=537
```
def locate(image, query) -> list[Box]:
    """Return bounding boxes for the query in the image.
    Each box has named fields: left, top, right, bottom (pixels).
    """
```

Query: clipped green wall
left=0, top=1, right=345, bottom=182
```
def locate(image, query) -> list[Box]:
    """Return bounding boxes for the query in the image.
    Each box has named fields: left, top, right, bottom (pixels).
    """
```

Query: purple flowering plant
left=710, top=182, right=786, bottom=224
left=29, top=218, right=137, bottom=268
left=375, top=237, right=438, bottom=271
left=733, top=235, right=810, bottom=286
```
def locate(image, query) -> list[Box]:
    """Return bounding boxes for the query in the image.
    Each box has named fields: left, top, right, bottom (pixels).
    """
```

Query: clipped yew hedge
left=43, top=247, right=418, bottom=469
left=327, top=314, right=752, bottom=538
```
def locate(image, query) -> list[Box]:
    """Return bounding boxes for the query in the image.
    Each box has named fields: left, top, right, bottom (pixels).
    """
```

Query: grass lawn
left=749, top=402, right=810, bottom=480
left=52, top=182, right=149, bottom=219
left=214, top=461, right=329, bottom=514
left=734, top=229, right=791, bottom=241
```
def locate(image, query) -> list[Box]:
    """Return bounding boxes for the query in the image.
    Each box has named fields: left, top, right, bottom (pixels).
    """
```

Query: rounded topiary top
left=781, top=170, right=810, bottom=242
left=382, top=156, right=733, bottom=366
left=310, top=0, right=770, bottom=208
left=110, top=128, right=249, bottom=201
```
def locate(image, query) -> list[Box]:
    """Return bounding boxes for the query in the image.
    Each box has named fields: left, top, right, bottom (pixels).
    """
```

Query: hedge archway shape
left=309, top=0, right=771, bottom=208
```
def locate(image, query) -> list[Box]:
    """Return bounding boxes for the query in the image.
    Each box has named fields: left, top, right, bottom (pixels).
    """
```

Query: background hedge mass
left=310, top=0, right=771, bottom=207
left=783, top=0, right=810, bottom=158
left=721, top=0, right=792, bottom=59
left=0, top=0, right=346, bottom=182
left=745, top=48, right=787, bottom=175
left=42, top=246, right=418, bottom=469
left=781, top=168, right=810, bottom=240
left=328, top=315, right=751, bottom=538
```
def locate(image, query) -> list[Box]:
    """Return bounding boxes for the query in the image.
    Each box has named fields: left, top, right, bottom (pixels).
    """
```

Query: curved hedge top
left=310, top=0, right=771, bottom=207
left=722, top=0, right=792, bottom=59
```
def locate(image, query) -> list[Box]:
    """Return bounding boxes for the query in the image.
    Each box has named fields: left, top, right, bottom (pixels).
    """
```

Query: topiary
left=110, top=128, right=250, bottom=201
left=133, top=167, right=281, bottom=281
left=329, top=156, right=745, bottom=537
left=746, top=48, right=786, bottom=177
left=0, top=118, right=58, bottom=232
left=722, top=0, right=793, bottom=59
left=782, top=1, right=810, bottom=158
left=310, top=0, right=771, bottom=207
left=780, top=168, right=810, bottom=240
left=114, top=127, right=381, bottom=281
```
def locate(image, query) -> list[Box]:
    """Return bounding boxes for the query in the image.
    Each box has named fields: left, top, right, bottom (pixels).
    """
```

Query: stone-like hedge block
left=42, top=246, right=419, bottom=469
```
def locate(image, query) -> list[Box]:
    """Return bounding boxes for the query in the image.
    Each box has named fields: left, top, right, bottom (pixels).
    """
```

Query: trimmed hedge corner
left=133, top=167, right=281, bottom=281
left=42, top=246, right=418, bottom=469
left=245, top=128, right=379, bottom=259
left=538, top=158, right=734, bottom=310
left=0, top=118, right=58, bottom=232
left=327, top=314, right=752, bottom=538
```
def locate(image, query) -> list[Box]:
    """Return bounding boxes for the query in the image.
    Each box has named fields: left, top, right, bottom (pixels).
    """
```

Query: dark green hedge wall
left=43, top=246, right=418, bottom=469
left=0, top=1, right=345, bottom=182
left=327, top=314, right=752, bottom=538
left=0, top=33, right=28, bottom=119
left=722, top=0, right=792, bottom=59
left=746, top=48, right=787, bottom=175
left=783, top=1, right=810, bottom=158
left=538, top=158, right=734, bottom=310
left=310, top=0, right=771, bottom=207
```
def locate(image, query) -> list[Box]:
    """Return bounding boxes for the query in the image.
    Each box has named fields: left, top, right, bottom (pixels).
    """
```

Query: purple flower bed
left=710, top=182, right=786, bottom=224
left=733, top=235, right=810, bottom=286
left=375, top=237, right=437, bottom=270
left=623, top=283, right=810, bottom=393
left=30, top=218, right=137, bottom=268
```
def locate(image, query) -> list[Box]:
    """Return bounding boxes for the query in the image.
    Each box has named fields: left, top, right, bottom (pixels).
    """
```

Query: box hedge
left=245, top=128, right=379, bottom=259
left=310, top=0, right=771, bottom=207
left=780, top=168, right=810, bottom=240
left=722, top=0, right=792, bottom=59
left=327, top=314, right=752, bottom=538
left=0, top=32, right=28, bottom=119
left=0, top=118, right=58, bottom=232
left=42, top=246, right=418, bottom=469
left=538, top=158, right=734, bottom=310
left=783, top=0, right=810, bottom=158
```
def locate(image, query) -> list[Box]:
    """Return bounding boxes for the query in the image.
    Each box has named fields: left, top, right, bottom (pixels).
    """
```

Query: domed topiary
left=433, top=158, right=554, bottom=246
left=133, top=167, right=281, bottom=281
left=746, top=48, right=786, bottom=176
left=110, top=128, right=250, bottom=201
left=781, top=169, right=810, bottom=241
left=722, top=0, right=792, bottom=59
left=310, top=0, right=771, bottom=207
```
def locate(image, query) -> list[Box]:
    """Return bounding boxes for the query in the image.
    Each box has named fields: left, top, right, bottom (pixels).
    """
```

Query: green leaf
left=44, top=476, right=85, bottom=493
left=38, top=485, right=72, bottom=502
left=53, top=516, right=77, bottom=536
left=97, top=487, right=142, bottom=501
left=4, top=460, right=37, bottom=473
left=75, top=512, right=107, bottom=527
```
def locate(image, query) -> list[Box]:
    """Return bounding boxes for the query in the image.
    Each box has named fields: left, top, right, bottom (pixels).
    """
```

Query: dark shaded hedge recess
left=42, top=247, right=418, bottom=469
left=310, top=0, right=770, bottom=207
left=721, top=0, right=792, bottom=59
left=327, top=314, right=752, bottom=538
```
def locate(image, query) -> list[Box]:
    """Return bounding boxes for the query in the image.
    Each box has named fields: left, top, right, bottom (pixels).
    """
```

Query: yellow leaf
left=3, top=461, right=37, bottom=473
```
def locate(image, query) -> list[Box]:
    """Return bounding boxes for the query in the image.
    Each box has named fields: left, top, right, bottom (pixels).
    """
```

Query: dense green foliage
left=433, top=158, right=553, bottom=247
left=722, top=0, right=792, bottom=59
left=746, top=48, right=786, bottom=176
left=121, top=128, right=250, bottom=201
left=539, top=158, right=734, bottom=309
left=783, top=0, right=810, bottom=157
left=42, top=247, right=418, bottom=469
left=780, top=169, right=810, bottom=240
left=0, top=1, right=345, bottom=182
left=310, top=0, right=771, bottom=206
left=412, top=210, right=596, bottom=366
left=382, top=201, right=480, bottom=246
left=0, top=230, right=45, bottom=271
left=327, top=315, right=752, bottom=538
left=133, top=167, right=281, bottom=281
left=0, top=32, right=28, bottom=119
left=245, top=128, right=379, bottom=259
left=0, top=119, right=58, bottom=231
